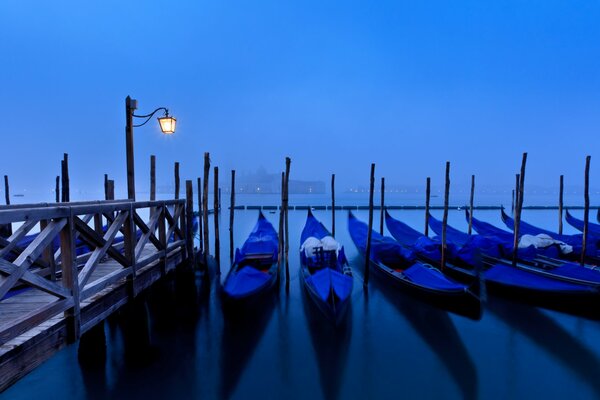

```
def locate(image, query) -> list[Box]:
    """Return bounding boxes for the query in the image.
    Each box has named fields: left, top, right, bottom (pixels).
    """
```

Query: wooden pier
left=0, top=199, right=193, bottom=391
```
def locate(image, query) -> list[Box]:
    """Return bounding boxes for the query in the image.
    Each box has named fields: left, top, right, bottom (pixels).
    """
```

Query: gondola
left=500, top=208, right=599, bottom=259
left=300, top=210, right=353, bottom=324
left=221, top=211, right=279, bottom=306
left=419, top=211, right=600, bottom=317
left=348, top=211, right=481, bottom=318
left=466, top=210, right=600, bottom=285
left=565, top=210, right=600, bottom=236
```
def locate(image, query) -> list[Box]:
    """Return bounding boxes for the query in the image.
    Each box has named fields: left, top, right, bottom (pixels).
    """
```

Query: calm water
left=3, top=194, right=600, bottom=400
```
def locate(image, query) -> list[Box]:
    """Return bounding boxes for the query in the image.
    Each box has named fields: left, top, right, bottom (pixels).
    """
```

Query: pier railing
left=0, top=199, right=190, bottom=345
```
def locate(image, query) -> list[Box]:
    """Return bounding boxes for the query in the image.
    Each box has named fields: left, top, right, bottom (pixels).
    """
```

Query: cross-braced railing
left=0, top=199, right=190, bottom=345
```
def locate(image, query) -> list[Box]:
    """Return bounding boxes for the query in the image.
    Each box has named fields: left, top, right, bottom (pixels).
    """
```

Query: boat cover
left=484, top=263, right=597, bottom=292
left=223, top=266, right=272, bottom=297
left=403, top=263, right=466, bottom=290
left=305, top=268, right=353, bottom=301
left=385, top=211, right=457, bottom=262
left=348, top=212, right=415, bottom=268
left=224, top=212, right=278, bottom=298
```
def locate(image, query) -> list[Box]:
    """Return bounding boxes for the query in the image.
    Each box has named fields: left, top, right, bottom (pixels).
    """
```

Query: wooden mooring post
left=581, top=156, right=591, bottom=266
left=379, top=177, right=385, bottom=235
left=174, top=162, right=180, bottom=200
left=186, top=180, right=194, bottom=265
left=202, top=153, right=210, bottom=264
left=284, top=157, right=291, bottom=291
left=150, top=155, right=156, bottom=201
left=558, top=175, right=564, bottom=235
left=230, top=170, right=236, bottom=261
left=197, top=177, right=203, bottom=255
left=512, top=153, right=528, bottom=266
left=468, top=175, right=475, bottom=235
left=1, top=175, right=11, bottom=236
left=61, top=153, right=70, bottom=202
left=55, top=176, right=60, bottom=203
left=331, top=173, right=335, bottom=236
left=278, top=172, right=284, bottom=272
left=214, top=166, right=220, bottom=271
left=424, top=177, right=430, bottom=236
left=104, top=174, right=109, bottom=200
left=441, top=162, right=450, bottom=271
left=364, top=163, right=375, bottom=288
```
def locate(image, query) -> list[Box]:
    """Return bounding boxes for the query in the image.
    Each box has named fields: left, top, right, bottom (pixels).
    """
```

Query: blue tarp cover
left=403, top=263, right=466, bottom=291
left=427, top=212, right=470, bottom=246
left=223, top=266, right=271, bottom=298
left=300, top=210, right=331, bottom=242
left=348, top=212, right=415, bottom=269
left=484, top=263, right=596, bottom=292
left=224, top=212, right=278, bottom=298
left=306, top=268, right=353, bottom=301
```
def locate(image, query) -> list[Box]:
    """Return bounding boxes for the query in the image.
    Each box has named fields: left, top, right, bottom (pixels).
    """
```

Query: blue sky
left=1, top=0, right=599, bottom=197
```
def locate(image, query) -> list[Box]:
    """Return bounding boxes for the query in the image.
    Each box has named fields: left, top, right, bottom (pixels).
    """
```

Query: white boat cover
left=301, top=236, right=340, bottom=258
left=519, top=233, right=573, bottom=254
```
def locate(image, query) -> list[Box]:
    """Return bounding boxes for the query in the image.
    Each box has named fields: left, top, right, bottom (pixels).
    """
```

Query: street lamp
left=125, top=95, right=177, bottom=200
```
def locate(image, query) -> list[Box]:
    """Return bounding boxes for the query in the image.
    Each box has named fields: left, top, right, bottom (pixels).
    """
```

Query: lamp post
left=125, top=95, right=176, bottom=200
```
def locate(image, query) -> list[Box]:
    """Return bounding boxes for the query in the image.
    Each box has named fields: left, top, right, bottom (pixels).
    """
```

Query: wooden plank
left=0, top=298, right=72, bottom=345
left=80, top=267, right=132, bottom=300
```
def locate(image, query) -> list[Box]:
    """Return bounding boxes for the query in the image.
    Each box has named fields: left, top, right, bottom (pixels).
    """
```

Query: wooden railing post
left=158, top=203, right=167, bottom=274
left=60, top=210, right=80, bottom=342
left=124, top=203, right=137, bottom=297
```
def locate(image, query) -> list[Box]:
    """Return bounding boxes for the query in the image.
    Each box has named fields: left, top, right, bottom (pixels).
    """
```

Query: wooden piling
left=104, top=174, right=108, bottom=200
left=512, top=153, right=528, bottom=266
left=150, top=155, right=156, bottom=201
left=331, top=173, right=335, bottom=237
left=278, top=172, right=284, bottom=271
left=1, top=176, right=11, bottom=236
left=55, top=176, right=60, bottom=203
left=174, top=162, right=180, bottom=200
left=4, top=175, right=9, bottom=205
left=202, top=153, right=210, bottom=264
left=219, top=188, right=222, bottom=212
left=441, top=162, right=450, bottom=271
left=61, top=153, right=70, bottom=202
left=197, top=177, right=203, bottom=255
left=364, top=163, right=375, bottom=288
left=581, top=156, right=591, bottom=266
left=558, top=175, right=564, bottom=235
left=511, top=189, right=515, bottom=215
left=230, top=170, right=236, bottom=261
left=214, top=166, right=220, bottom=271
left=468, top=175, right=475, bottom=235
left=186, top=180, right=194, bottom=265
left=379, top=177, right=385, bottom=235
left=107, top=180, right=115, bottom=200
left=284, top=157, right=291, bottom=291
left=424, top=177, right=431, bottom=236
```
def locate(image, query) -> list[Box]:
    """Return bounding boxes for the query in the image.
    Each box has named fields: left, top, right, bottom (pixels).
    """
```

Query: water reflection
left=301, top=280, right=352, bottom=400
left=219, top=285, right=277, bottom=399
left=375, top=279, right=478, bottom=400
left=489, top=297, right=600, bottom=397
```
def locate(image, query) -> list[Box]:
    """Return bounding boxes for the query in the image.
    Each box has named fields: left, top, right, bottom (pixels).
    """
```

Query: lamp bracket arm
left=132, top=107, right=169, bottom=128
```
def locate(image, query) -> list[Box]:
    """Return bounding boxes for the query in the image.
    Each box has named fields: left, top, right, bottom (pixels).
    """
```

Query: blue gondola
left=348, top=211, right=481, bottom=318
left=299, top=210, right=352, bottom=324
left=500, top=208, right=599, bottom=258
left=465, top=210, right=600, bottom=285
left=388, top=211, right=600, bottom=318
left=222, top=211, right=279, bottom=304
left=565, top=210, right=600, bottom=236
